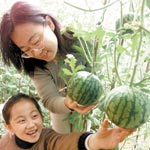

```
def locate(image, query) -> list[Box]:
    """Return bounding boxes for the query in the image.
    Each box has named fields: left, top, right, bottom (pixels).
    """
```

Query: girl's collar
left=15, top=135, right=36, bottom=149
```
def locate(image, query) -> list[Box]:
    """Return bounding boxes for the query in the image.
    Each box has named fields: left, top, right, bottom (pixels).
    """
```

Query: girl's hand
left=64, top=96, right=97, bottom=114
left=87, top=119, right=135, bottom=150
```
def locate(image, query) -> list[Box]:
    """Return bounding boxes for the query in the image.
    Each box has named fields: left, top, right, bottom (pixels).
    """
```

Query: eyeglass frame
left=21, top=22, right=45, bottom=59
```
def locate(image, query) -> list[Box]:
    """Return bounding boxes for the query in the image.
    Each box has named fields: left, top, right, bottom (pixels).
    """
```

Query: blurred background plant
left=0, top=0, right=150, bottom=149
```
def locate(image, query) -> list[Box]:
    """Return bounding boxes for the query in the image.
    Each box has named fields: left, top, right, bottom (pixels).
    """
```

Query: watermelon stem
left=140, top=25, right=150, bottom=34
left=105, top=55, right=111, bottom=82
left=78, top=37, right=92, bottom=65
left=92, top=36, right=99, bottom=74
left=134, top=128, right=140, bottom=149
left=113, top=1, right=124, bottom=86
left=64, top=0, right=119, bottom=12
left=82, top=114, right=88, bottom=131
left=129, top=0, right=145, bottom=87
left=113, top=44, right=122, bottom=85
left=78, top=36, right=98, bottom=75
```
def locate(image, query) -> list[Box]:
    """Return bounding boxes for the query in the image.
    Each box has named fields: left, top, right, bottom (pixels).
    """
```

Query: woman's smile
left=11, top=22, right=58, bottom=61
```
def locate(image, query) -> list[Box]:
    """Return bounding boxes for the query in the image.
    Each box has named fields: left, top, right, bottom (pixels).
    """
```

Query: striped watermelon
left=67, top=71, right=103, bottom=106
left=104, top=86, right=150, bottom=128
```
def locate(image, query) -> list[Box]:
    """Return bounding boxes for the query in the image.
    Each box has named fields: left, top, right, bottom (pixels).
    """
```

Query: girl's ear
left=45, top=16, right=55, bottom=31
left=4, top=123, right=14, bottom=134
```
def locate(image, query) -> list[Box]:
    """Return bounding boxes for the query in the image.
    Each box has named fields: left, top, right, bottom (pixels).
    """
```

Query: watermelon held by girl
left=67, top=71, right=103, bottom=106
left=103, top=86, right=150, bottom=129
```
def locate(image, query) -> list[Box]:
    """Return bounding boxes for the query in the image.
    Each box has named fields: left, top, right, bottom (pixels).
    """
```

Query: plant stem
left=78, top=37, right=92, bottom=65
left=140, top=25, right=150, bottom=34
left=112, top=0, right=125, bottom=86
left=145, top=62, right=150, bottom=72
left=84, top=39, right=93, bottom=63
left=64, top=0, right=120, bottom=12
left=129, top=0, right=135, bottom=12
left=105, top=55, right=111, bottom=82
left=92, top=36, right=99, bottom=74
left=129, top=0, right=145, bottom=87
left=114, top=44, right=122, bottom=85
left=134, top=128, right=140, bottom=149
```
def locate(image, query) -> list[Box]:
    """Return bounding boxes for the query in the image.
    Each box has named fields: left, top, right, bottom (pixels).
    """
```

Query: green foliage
left=0, top=114, right=6, bottom=135
left=0, top=54, right=39, bottom=103
left=59, top=0, right=150, bottom=149
left=1, top=0, right=150, bottom=149
left=115, top=13, right=135, bottom=34
left=39, top=102, right=51, bottom=128
left=146, top=0, right=150, bottom=9
left=62, top=54, right=85, bottom=76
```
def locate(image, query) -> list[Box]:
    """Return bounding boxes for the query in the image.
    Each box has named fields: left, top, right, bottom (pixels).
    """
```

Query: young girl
left=0, top=1, right=95, bottom=134
left=0, top=93, right=134, bottom=150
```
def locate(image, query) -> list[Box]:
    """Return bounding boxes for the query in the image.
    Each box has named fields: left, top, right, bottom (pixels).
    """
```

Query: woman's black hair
left=0, top=1, right=75, bottom=76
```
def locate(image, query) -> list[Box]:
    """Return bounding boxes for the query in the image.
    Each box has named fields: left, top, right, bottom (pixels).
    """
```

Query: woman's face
left=11, top=21, right=58, bottom=61
left=6, top=99, right=43, bottom=143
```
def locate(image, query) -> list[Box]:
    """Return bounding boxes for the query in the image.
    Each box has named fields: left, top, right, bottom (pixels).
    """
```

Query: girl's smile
left=6, top=99, right=43, bottom=143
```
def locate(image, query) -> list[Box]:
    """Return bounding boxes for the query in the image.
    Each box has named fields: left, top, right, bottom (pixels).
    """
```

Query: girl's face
left=11, top=20, right=58, bottom=61
left=6, top=99, right=43, bottom=143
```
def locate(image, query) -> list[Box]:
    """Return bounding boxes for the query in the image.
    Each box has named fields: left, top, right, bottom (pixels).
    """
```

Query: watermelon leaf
left=62, top=68, right=73, bottom=76
left=74, top=65, right=85, bottom=72
left=146, top=0, right=150, bottom=9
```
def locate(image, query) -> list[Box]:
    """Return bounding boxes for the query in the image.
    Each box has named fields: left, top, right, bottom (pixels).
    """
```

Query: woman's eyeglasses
left=21, top=23, right=45, bottom=59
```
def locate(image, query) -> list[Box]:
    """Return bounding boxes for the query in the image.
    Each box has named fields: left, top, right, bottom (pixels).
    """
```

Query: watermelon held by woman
left=67, top=71, right=103, bottom=106
left=103, top=86, right=150, bottom=129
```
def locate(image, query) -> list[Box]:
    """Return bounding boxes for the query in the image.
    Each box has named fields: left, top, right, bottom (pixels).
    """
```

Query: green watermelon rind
left=104, top=86, right=150, bottom=129
left=67, top=71, right=103, bottom=106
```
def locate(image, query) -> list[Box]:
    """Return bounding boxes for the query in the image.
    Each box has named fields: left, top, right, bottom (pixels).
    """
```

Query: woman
left=0, top=93, right=134, bottom=150
left=0, top=1, right=95, bottom=133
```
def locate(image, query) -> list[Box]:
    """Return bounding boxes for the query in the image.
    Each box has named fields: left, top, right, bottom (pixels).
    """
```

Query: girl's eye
left=18, top=120, right=25, bottom=124
left=32, top=114, right=39, bottom=119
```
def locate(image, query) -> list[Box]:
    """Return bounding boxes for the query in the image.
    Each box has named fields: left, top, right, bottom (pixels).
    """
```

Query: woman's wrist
left=64, top=97, right=74, bottom=111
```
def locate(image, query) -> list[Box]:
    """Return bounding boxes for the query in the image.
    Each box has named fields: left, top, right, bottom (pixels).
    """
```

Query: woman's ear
left=45, top=16, right=55, bottom=31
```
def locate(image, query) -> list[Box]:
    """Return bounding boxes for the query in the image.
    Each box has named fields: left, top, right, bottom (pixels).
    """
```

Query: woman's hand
left=64, top=96, right=97, bottom=114
left=87, top=119, right=135, bottom=150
